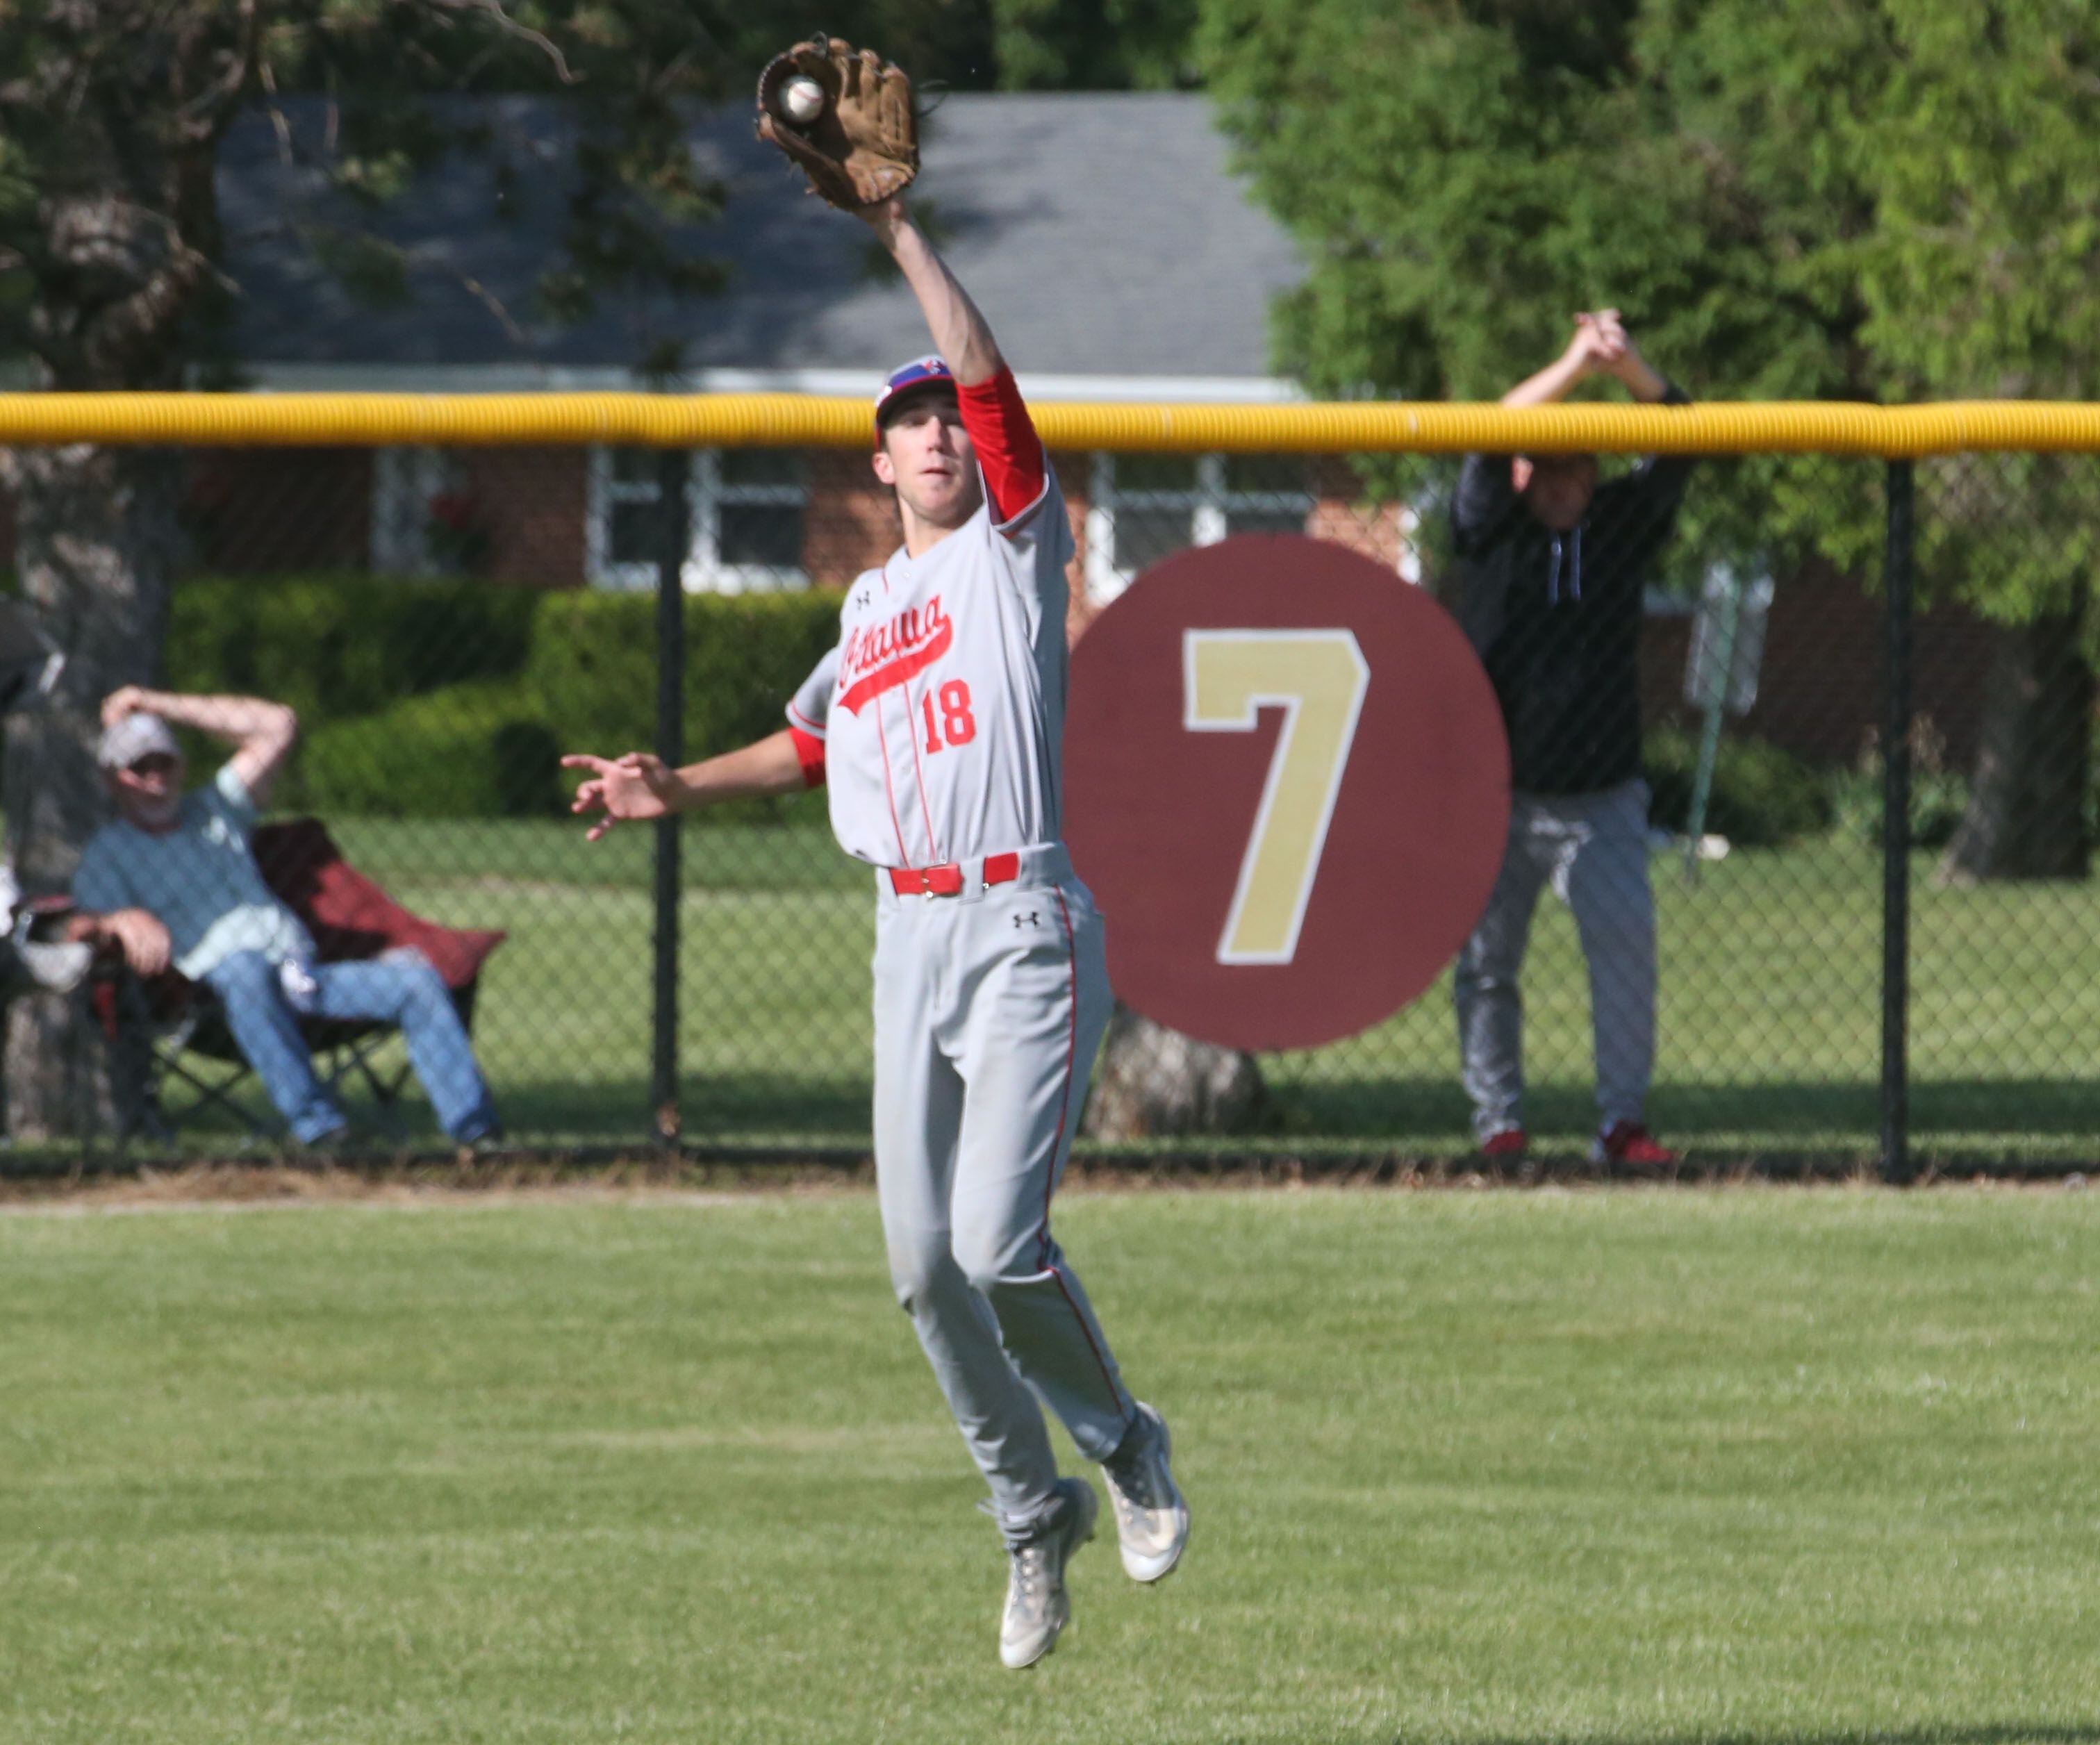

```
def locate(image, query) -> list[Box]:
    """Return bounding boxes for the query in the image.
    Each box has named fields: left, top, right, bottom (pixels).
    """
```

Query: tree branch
left=452, top=267, right=527, bottom=345
left=417, top=0, right=579, bottom=85
left=285, top=219, right=529, bottom=345
left=258, top=57, right=295, bottom=167
left=173, top=0, right=261, bottom=140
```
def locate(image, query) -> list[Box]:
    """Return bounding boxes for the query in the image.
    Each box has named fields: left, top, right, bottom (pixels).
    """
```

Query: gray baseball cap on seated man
left=97, top=711, right=181, bottom=771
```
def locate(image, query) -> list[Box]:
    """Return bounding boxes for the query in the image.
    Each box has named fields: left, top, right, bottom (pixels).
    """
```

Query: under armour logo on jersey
left=853, top=589, right=872, bottom=609
left=1014, top=911, right=1041, bottom=929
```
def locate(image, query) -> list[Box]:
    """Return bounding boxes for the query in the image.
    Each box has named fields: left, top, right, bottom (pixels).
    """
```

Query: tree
left=1200, top=0, right=2100, bottom=879
left=0, top=1, right=732, bottom=1136
left=0, top=1, right=1210, bottom=1141
left=989, top=0, right=1202, bottom=88
left=0, top=0, right=1002, bottom=1140
left=1834, top=5, right=2100, bottom=879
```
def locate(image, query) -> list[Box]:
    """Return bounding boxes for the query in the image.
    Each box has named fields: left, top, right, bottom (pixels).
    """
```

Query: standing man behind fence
left=1450, top=310, right=1691, bottom=1167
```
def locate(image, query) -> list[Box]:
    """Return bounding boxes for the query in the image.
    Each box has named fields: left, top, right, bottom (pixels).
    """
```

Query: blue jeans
left=1453, top=779, right=1657, bottom=1139
left=203, top=948, right=499, bottom=1143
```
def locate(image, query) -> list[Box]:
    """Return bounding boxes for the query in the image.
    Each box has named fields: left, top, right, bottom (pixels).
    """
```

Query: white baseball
left=779, top=77, right=826, bottom=124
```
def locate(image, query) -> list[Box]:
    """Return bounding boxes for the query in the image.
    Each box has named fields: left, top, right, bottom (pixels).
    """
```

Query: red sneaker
left=1591, top=1122, right=1679, bottom=1168
left=1479, top=1127, right=1528, bottom=1160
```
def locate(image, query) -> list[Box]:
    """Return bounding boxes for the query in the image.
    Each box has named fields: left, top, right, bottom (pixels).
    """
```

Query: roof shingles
left=219, top=93, right=1303, bottom=386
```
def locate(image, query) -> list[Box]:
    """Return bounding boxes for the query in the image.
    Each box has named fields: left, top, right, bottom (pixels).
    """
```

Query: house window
left=588, top=446, right=665, bottom=591
left=1085, top=453, right=1314, bottom=600
left=586, top=447, right=809, bottom=593
left=372, top=447, right=483, bottom=575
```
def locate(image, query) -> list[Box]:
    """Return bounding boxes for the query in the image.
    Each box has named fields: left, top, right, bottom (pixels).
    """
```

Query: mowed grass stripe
left=1, top=1188, right=2094, bottom=1744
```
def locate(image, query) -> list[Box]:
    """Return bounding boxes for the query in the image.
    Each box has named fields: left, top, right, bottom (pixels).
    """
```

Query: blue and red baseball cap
left=873, top=354, right=957, bottom=433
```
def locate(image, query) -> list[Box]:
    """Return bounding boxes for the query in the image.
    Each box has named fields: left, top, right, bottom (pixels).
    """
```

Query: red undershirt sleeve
left=787, top=726, right=827, bottom=788
left=955, top=367, right=1047, bottom=526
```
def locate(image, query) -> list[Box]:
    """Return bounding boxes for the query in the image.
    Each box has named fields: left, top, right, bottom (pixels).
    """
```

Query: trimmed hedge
left=295, top=679, right=564, bottom=818
left=527, top=588, right=843, bottom=761
left=168, top=575, right=541, bottom=727
left=166, top=574, right=844, bottom=819
left=1644, top=726, right=1831, bottom=847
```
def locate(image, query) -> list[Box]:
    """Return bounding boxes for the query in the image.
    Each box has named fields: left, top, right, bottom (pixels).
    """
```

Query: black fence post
left=1880, top=458, right=1915, bottom=1182
left=652, top=449, right=688, bottom=1152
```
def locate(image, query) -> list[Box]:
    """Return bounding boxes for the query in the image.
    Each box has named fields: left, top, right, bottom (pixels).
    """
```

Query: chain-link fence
left=2, top=404, right=2094, bottom=1171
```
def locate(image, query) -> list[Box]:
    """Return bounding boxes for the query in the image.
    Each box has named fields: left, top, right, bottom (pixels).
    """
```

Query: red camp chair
left=99, top=818, right=506, bottom=1141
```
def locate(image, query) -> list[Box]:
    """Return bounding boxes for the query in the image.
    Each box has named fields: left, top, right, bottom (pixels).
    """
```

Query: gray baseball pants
left=871, top=843, right=1135, bottom=1544
left=1453, top=778, right=1657, bottom=1139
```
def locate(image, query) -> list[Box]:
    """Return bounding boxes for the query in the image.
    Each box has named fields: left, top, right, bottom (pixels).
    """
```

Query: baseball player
left=563, top=86, right=1187, bottom=1662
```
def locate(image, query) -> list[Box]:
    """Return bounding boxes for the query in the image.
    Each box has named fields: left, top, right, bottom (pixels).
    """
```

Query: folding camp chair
left=99, top=818, right=506, bottom=1141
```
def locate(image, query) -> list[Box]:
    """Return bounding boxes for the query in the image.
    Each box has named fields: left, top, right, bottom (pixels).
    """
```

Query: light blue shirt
left=74, top=764, right=314, bottom=980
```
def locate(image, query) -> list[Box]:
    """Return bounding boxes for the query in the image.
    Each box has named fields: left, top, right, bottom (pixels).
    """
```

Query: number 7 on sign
left=1183, top=629, right=1370, bottom=966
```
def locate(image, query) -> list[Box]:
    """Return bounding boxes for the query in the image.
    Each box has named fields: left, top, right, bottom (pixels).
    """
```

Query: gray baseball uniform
left=787, top=445, right=1137, bottom=1541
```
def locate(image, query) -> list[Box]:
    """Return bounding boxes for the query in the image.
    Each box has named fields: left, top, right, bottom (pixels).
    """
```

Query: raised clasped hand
left=101, top=685, right=151, bottom=729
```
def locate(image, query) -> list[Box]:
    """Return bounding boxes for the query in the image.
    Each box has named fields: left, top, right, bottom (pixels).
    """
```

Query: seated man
left=72, top=686, right=499, bottom=1147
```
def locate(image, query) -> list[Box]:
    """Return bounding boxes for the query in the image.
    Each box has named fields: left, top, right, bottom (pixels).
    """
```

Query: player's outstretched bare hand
left=561, top=752, right=682, bottom=842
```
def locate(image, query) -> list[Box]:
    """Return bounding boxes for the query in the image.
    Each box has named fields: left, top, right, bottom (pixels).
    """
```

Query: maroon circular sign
left=1065, top=534, right=1510, bottom=1052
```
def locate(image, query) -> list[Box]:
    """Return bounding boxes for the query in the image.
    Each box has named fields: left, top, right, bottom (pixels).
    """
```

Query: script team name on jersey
left=838, top=595, right=953, bottom=715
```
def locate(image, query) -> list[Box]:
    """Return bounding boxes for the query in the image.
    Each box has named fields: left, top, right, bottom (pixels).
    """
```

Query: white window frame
left=1085, top=452, right=1316, bottom=601
left=371, top=447, right=459, bottom=574
left=691, top=449, right=809, bottom=594
left=585, top=446, right=665, bottom=593
left=586, top=447, right=810, bottom=593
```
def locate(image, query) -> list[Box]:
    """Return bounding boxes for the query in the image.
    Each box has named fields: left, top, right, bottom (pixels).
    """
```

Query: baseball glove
left=755, top=36, right=918, bottom=210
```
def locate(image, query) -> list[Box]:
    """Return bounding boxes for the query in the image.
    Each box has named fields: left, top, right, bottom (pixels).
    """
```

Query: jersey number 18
left=920, top=680, right=977, bottom=754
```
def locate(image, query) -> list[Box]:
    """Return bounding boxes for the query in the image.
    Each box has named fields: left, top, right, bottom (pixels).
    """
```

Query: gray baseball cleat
left=998, top=1477, right=1098, bottom=1671
left=1102, top=1402, right=1189, bottom=1583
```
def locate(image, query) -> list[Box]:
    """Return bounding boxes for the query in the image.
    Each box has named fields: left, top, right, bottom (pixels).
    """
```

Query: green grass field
left=240, top=813, right=2100, bottom=1164
left=3, top=1184, right=2095, bottom=1743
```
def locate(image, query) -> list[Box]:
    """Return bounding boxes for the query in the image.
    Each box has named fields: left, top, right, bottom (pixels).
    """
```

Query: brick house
left=4, top=92, right=1985, bottom=771
left=174, top=92, right=1340, bottom=602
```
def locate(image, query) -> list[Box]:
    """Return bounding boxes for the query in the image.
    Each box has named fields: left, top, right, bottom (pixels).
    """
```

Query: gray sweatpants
left=1453, top=779, right=1657, bottom=1139
left=871, top=843, right=1134, bottom=1541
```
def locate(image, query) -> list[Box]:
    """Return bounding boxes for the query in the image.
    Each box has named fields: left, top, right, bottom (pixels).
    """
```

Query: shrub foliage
left=167, top=577, right=843, bottom=819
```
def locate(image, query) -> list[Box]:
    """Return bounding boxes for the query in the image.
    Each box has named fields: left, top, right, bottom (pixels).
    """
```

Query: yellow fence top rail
left=3, top=393, right=2100, bottom=456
